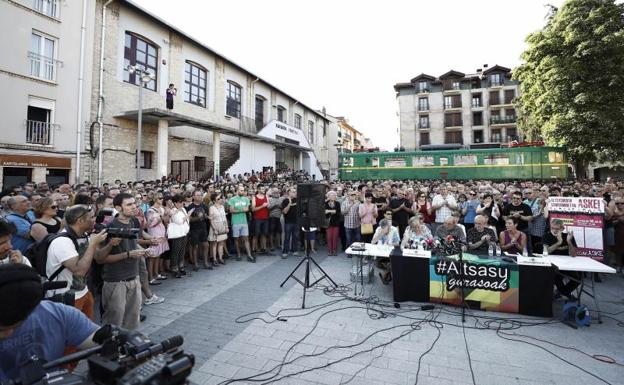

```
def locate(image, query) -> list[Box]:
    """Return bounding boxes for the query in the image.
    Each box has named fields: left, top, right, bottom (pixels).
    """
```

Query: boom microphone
left=42, top=280, right=68, bottom=291
left=133, top=335, right=184, bottom=360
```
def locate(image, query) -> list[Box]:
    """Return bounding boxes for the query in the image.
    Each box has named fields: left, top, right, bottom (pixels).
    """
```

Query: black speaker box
left=296, top=183, right=327, bottom=229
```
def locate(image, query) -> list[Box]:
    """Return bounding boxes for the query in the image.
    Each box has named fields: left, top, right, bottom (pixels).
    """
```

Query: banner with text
left=547, top=197, right=605, bottom=259
left=429, top=254, right=519, bottom=313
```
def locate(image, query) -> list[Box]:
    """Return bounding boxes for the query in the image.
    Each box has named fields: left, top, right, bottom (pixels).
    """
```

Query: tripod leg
left=280, top=257, right=307, bottom=287
left=309, top=257, right=338, bottom=287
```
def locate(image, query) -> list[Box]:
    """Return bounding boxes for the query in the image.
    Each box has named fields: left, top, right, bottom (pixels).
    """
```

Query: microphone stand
left=455, top=240, right=468, bottom=323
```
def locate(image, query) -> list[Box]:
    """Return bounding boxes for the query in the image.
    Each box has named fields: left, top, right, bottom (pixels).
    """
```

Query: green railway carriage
left=338, top=147, right=568, bottom=180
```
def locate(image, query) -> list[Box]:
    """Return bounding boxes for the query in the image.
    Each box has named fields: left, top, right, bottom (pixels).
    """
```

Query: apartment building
left=335, top=116, right=363, bottom=153
left=86, top=0, right=331, bottom=183
left=0, top=0, right=95, bottom=189
left=394, top=65, right=520, bottom=151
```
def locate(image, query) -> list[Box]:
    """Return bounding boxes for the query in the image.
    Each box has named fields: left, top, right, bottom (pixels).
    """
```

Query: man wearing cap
left=0, top=264, right=99, bottom=381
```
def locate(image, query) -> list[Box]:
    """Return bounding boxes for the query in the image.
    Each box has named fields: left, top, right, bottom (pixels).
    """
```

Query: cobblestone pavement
left=139, top=249, right=624, bottom=385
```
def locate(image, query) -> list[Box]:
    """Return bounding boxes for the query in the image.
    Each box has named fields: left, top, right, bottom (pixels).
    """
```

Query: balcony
left=354, top=138, right=361, bottom=146
left=418, top=122, right=430, bottom=129
left=417, top=88, right=430, bottom=94
left=471, top=100, right=482, bottom=108
left=444, top=103, right=462, bottom=110
left=490, top=115, right=517, bottom=125
left=343, top=132, right=352, bottom=141
left=489, top=80, right=504, bottom=87
left=26, top=120, right=58, bottom=146
left=418, top=105, right=429, bottom=112
left=28, top=51, right=61, bottom=82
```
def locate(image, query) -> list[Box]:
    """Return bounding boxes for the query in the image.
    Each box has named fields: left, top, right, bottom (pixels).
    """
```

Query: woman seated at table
left=372, top=219, right=400, bottom=285
left=401, top=215, right=432, bottom=249
left=499, top=217, right=527, bottom=255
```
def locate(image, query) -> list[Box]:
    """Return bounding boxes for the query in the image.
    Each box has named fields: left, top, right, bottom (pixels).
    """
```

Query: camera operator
left=46, top=205, right=109, bottom=319
left=0, top=220, right=31, bottom=267
left=95, top=193, right=148, bottom=330
left=0, top=264, right=99, bottom=382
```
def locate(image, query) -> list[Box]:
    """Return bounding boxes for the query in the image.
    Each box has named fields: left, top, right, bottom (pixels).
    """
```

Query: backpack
left=25, top=232, right=77, bottom=281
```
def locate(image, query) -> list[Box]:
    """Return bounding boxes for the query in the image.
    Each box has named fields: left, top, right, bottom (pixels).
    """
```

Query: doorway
left=3, top=167, right=32, bottom=189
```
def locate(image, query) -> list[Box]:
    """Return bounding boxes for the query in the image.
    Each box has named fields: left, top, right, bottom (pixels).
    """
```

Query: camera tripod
left=280, top=223, right=337, bottom=309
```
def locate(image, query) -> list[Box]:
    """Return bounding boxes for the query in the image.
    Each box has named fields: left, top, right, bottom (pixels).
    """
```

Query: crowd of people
left=0, top=172, right=623, bottom=332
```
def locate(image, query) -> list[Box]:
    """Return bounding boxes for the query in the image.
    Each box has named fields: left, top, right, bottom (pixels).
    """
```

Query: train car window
left=412, top=156, right=435, bottom=166
left=483, top=154, right=509, bottom=165
left=548, top=152, right=563, bottom=163
left=384, top=157, right=407, bottom=167
left=371, top=157, right=380, bottom=167
left=514, top=153, right=525, bottom=164
left=454, top=155, right=477, bottom=165
left=439, top=157, right=449, bottom=166
left=343, top=157, right=354, bottom=167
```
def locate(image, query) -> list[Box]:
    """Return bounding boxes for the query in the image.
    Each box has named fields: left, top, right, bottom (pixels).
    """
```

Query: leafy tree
left=514, top=0, right=624, bottom=171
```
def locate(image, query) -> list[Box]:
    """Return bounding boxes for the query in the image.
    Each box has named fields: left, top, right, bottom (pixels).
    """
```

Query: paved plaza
left=138, top=249, right=624, bottom=385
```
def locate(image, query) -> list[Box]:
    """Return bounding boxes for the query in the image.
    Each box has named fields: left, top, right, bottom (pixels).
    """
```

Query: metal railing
left=490, top=115, right=517, bottom=125
left=28, top=51, right=60, bottom=81
left=418, top=105, right=429, bottom=111
left=25, top=120, right=58, bottom=145
left=471, top=100, right=482, bottom=108
left=418, top=122, right=430, bottom=129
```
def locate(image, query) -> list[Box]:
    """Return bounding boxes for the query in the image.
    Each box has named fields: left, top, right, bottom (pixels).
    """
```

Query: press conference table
left=346, top=244, right=616, bottom=320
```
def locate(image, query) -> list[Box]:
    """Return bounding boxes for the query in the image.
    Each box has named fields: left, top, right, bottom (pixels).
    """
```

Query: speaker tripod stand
left=280, top=225, right=337, bottom=309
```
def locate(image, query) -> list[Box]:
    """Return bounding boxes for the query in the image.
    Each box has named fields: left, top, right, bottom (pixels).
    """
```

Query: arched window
left=123, top=32, right=158, bottom=91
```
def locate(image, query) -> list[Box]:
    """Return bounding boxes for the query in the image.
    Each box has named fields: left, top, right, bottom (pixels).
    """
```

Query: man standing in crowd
left=228, top=185, right=254, bottom=262
left=5, top=196, right=33, bottom=254
left=95, top=193, right=148, bottom=330
left=341, top=190, right=361, bottom=248
left=281, top=188, right=298, bottom=258
left=388, top=189, right=412, bottom=238
left=251, top=185, right=270, bottom=255
left=502, top=191, right=533, bottom=253
left=431, top=185, right=458, bottom=235
left=268, top=188, right=283, bottom=252
left=186, top=190, right=210, bottom=270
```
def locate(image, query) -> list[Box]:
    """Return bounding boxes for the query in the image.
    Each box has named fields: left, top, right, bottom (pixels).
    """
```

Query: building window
left=139, top=151, right=153, bottom=169
left=277, top=105, right=286, bottom=123
left=506, top=127, right=518, bottom=142
left=418, top=97, right=429, bottom=111
left=275, top=147, right=285, bottom=163
left=308, top=121, right=314, bottom=144
left=444, top=113, right=462, bottom=127
left=323, top=120, right=327, bottom=137
left=33, top=0, right=59, bottom=18
left=26, top=98, right=55, bottom=146
left=504, top=90, right=515, bottom=104
left=490, top=73, right=503, bottom=86
left=184, top=62, right=206, bottom=107
left=123, top=33, right=157, bottom=91
left=418, top=81, right=428, bottom=93
left=489, top=90, right=500, bottom=106
left=444, top=131, right=463, bottom=144
left=491, top=128, right=502, bottom=143
left=472, top=111, right=483, bottom=126
left=471, top=78, right=481, bottom=89
left=419, top=132, right=430, bottom=146
left=490, top=109, right=501, bottom=124
left=194, top=156, right=206, bottom=172
left=471, top=93, right=482, bottom=107
left=29, top=32, right=56, bottom=81
left=473, top=130, right=483, bottom=143
left=418, top=115, right=429, bottom=129
left=294, top=113, right=302, bottom=129
left=444, top=95, right=461, bottom=109
left=255, top=96, right=264, bottom=129
left=452, top=81, right=460, bottom=90
left=226, top=81, right=241, bottom=118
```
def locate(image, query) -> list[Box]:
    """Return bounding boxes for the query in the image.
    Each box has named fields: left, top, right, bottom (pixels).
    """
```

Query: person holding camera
left=0, top=264, right=99, bottom=382
left=95, top=193, right=149, bottom=330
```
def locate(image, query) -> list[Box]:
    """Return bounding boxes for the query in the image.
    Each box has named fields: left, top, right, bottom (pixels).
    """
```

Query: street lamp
left=127, top=65, right=155, bottom=181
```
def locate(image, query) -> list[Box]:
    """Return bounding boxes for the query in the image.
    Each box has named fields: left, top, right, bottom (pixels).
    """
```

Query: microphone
left=133, top=335, right=184, bottom=360
left=42, top=280, right=68, bottom=291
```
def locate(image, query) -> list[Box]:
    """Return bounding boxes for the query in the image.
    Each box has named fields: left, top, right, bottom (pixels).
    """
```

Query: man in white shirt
left=46, top=205, right=109, bottom=320
left=431, top=185, right=458, bottom=234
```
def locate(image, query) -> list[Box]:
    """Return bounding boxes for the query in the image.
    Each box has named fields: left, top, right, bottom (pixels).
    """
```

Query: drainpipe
left=96, top=0, right=113, bottom=186
left=75, top=0, right=88, bottom=184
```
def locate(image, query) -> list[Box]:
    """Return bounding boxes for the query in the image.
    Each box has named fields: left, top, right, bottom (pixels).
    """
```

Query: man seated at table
left=543, top=218, right=579, bottom=301
left=434, top=215, right=466, bottom=244
left=466, top=215, right=497, bottom=255
left=372, top=218, right=400, bottom=285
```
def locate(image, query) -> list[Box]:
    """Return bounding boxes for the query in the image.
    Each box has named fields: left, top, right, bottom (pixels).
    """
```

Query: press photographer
left=0, top=264, right=99, bottom=382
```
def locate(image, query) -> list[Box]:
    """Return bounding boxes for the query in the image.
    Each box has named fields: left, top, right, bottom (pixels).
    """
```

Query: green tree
left=514, top=0, right=624, bottom=172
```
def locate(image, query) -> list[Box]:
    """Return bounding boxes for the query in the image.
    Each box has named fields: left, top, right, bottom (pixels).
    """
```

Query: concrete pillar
left=299, top=151, right=303, bottom=171
left=157, top=119, right=169, bottom=178
left=213, top=131, right=221, bottom=178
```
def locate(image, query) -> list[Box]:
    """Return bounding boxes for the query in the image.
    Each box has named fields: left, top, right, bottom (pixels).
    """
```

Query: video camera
left=94, top=208, right=140, bottom=239
left=43, top=280, right=74, bottom=307
left=6, top=325, right=194, bottom=385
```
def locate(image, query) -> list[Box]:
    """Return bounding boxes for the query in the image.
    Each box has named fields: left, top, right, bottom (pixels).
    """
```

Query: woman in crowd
left=401, top=215, right=432, bottom=249
left=30, top=197, right=62, bottom=242
left=372, top=218, right=400, bottom=284
left=325, top=191, right=341, bottom=256
left=499, top=217, right=527, bottom=255
left=208, top=192, right=228, bottom=266
left=476, top=194, right=500, bottom=228
left=168, top=194, right=190, bottom=278
left=146, top=193, right=169, bottom=284
left=358, top=193, right=378, bottom=243
left=411, top=191, right=434, bottom=231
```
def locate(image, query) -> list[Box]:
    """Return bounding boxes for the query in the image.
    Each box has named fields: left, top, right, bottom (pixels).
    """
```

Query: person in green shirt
left=228, top=185, right=253, bottom=262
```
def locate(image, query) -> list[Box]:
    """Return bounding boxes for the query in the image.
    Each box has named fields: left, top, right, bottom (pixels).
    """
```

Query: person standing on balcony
left=166, top=84, right=176, bottom=110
